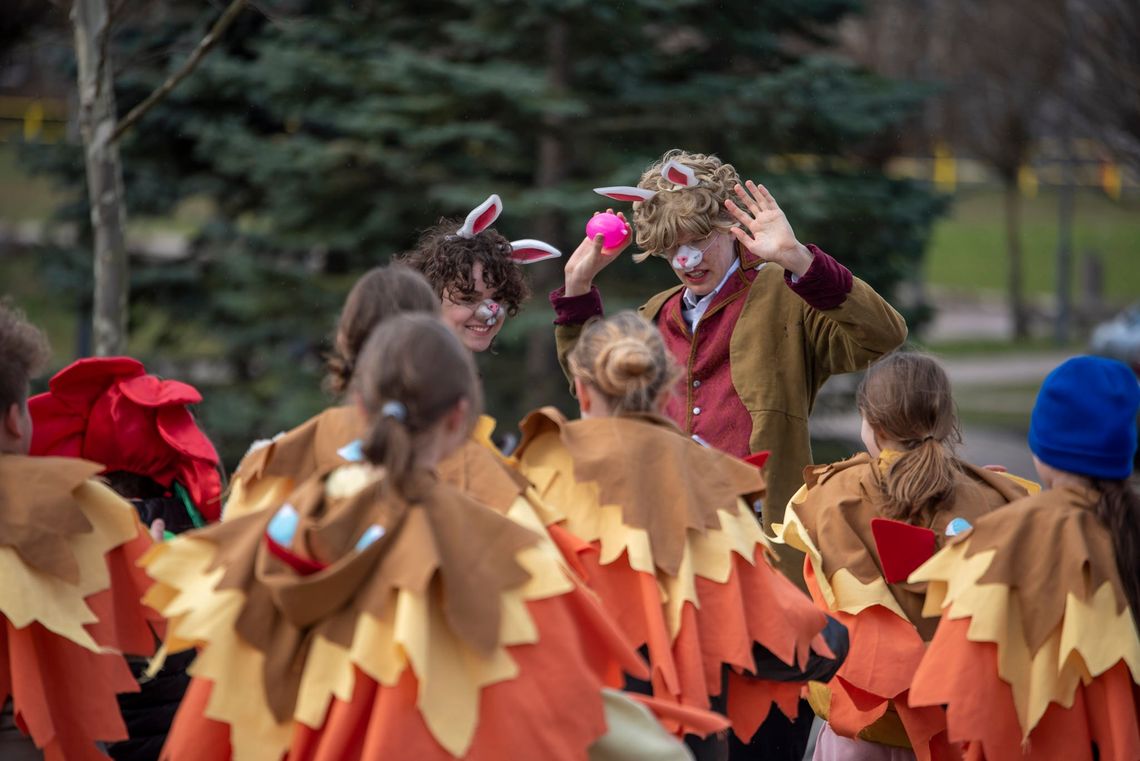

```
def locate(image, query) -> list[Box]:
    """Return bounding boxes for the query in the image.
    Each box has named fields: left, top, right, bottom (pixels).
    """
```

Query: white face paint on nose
left=672, top=244, right=704, bottom=273
left=475, top=299, right=502, bottom=326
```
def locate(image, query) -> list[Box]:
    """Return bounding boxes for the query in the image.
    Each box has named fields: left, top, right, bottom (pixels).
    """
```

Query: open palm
left=724, top=181, right=802, bottom=268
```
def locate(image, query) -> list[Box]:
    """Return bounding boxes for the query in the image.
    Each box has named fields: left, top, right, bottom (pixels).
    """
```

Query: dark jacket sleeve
left=745, top=614, right=849, bottom=683
left=550, top=285, right=606, bottom=393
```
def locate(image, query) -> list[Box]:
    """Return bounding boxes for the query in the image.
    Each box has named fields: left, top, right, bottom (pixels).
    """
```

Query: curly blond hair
left=568, top=311, right=681, bottom=415
left=630, top=149, right=741, bottom=263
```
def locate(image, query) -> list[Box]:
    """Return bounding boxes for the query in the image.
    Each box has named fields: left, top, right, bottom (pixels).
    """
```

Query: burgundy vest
left=655, top=266, right=759, bottom=458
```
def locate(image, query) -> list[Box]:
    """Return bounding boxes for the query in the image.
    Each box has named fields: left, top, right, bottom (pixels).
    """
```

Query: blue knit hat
left=1028, top=356, right=1139, bottom=480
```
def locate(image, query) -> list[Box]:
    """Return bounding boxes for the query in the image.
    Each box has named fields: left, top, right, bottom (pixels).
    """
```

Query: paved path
left=810, top=350, right=1078, bottom=481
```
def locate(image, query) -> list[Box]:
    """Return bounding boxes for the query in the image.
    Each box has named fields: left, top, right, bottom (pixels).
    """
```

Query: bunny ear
left=661, top=159, right=699, bottom=188
left=509, top=239, right=562, bottom=264
left=456, top=194, right=504, bottom=239
left=594, top=186, right=657, bottom=203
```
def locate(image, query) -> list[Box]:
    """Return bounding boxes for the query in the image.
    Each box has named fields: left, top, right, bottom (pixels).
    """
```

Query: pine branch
left=110, top=0, right=248, bottom=143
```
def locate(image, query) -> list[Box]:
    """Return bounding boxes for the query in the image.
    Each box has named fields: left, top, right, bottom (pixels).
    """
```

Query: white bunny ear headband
left=594, top=158, right=700, bottom=203
left=454, top=194, right=561, bottom=265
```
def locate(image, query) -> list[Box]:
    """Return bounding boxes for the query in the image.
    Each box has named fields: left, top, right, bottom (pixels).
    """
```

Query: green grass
left=913, top=336, right=1082, bottom=357
left=926, top=187, right=1140, bottom=303
left=0, top=142, right=212, bottom=232
left=0, top=143, right=64, bottom=222
left=953, top=382, right=1041, bottom=435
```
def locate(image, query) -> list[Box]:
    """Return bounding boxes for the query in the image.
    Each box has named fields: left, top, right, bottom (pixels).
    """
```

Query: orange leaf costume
left=772, top=451, right=1033, bottom=760
left=146, top=462, right=697, bottom=760
left=908, top=486, right=1140, bottom=761
left=0, top=454, right=158, bottom=760
left=513, top=408, right=837, bottom=743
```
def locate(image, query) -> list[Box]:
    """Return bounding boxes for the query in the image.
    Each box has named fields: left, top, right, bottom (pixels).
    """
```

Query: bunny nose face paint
left=670, top=234, right=719, bottom=273
left=475, top=299, right=502, bottom=326
left=671, top=244, right=704, bottom=273
left=668, top=233, right=734, bottom=297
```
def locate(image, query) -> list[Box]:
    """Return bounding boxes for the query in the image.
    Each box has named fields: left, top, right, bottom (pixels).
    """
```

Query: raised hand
left=564, top=209, right=632, bottom=297
left=724, top=181, right=813, bottom=277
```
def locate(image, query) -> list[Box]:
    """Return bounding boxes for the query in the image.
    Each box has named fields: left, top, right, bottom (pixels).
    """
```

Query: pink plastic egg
left=585, top=212, right=631, bottom=251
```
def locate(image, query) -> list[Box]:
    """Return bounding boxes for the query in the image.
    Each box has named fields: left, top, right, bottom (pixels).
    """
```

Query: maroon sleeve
left=549, top=285, right=605, bottom=325
left=784, top=244, right=853, bottom=311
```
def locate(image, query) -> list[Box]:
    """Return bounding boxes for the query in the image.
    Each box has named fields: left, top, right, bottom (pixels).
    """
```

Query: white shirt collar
left=680, top=258, right=741, bottom=330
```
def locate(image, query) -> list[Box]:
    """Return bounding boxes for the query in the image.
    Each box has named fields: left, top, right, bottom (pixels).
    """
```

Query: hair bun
left=595, top=337, right=658, bottom=396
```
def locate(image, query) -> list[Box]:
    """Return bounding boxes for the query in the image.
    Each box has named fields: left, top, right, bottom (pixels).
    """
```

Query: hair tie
left=922, top=434, right=937, bottom=443
left=380, top=400, right=408, bottom=423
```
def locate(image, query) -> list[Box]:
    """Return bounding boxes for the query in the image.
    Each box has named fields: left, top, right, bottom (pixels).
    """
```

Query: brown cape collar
left=795, top=452, right=1029, bottom=637
left=234, top=406, right=362, bottom=484
left=192, top=469, right=539, bottom=722
left=0, top=454, right=104, bottom=583
left=518, top=407, right=764, bottom=576
left=960, top=485, right=1123, bottom=653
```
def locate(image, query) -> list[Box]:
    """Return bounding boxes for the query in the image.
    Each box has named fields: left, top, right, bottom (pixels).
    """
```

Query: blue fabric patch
left=945, top=517, right=972, bottom=537
left=337, top=439, right=365, bottom=463
left=267, top=504, right=300, bottom=547
left=355, top=523, right=386, bottom=552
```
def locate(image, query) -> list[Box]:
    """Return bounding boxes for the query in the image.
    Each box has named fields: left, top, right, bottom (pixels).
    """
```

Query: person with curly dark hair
left=398, top=194, right=560, bottom=353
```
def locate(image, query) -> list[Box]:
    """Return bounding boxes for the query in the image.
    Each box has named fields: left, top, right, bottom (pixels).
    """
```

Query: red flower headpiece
left=28, top=357, right=222, bottom=521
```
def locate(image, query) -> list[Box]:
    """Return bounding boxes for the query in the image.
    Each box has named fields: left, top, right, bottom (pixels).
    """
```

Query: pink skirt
left=813, top=722, right=916, bottom=761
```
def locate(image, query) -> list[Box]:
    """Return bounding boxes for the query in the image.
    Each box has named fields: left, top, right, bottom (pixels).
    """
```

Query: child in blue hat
left=908, top=356, right=1140, bottom=761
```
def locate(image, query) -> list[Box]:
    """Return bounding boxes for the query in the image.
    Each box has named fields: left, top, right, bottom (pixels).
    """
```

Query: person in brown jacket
left=552, top=150, right=907, bottom=555
left=552, top=149, right=907, bottom=761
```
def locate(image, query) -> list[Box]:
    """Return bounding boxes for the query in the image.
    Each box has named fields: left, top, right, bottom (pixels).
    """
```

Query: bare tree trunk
left=73, top=0, right=129, bottom=356
left=1054, top=144, right=1075, bottom=344
left=1054, top=0, right=1077, bottom=346
left=1003, top=179, right=1029, bottom=339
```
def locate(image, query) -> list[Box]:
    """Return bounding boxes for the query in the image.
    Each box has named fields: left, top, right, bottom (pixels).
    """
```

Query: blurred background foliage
left=9, top=0, right=953, bottom=466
